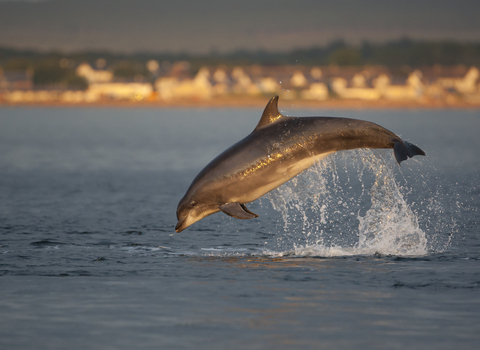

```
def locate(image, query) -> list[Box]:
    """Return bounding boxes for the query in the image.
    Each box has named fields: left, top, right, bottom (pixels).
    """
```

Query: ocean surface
left=0, top=104, right=479, bottom=349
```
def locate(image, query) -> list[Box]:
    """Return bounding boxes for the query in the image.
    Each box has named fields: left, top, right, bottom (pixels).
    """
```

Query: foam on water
left=263, top=149, right=428, bottom=257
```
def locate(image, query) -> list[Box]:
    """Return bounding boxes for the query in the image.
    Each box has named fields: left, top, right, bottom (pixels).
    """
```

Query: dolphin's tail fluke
left=394, top=140, right=426, bottom=165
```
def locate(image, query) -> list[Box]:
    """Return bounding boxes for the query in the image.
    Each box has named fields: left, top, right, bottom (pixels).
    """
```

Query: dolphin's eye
left=189, top=201, right=197, bottom=208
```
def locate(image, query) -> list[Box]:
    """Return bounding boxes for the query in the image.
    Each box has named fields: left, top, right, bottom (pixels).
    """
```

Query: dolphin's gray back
left=187, top=116, right=401, bottom=205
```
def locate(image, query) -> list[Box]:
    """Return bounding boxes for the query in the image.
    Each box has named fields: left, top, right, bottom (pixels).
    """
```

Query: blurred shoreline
left=3, top=63, right=480, bottom=110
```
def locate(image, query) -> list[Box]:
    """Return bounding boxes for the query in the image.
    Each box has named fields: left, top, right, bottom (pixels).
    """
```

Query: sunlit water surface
left=0, top=106, right=479, bottom=349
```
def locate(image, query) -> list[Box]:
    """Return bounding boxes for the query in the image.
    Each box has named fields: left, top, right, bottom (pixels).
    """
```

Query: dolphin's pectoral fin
left=219, top=202, right=259, bottom=220
left=394, top=140, right=426, bottom=165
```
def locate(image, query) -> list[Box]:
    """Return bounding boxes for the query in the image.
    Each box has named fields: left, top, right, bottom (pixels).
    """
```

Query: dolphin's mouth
left=175, top=216, right=187, bottom=233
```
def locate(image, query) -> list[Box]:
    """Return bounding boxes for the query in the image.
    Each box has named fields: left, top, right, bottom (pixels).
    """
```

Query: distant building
left=76, top=63, right=113, bottom=84
left=211, top=68, right=230, bottom=95
left=330, top=71, right=381, bottom=101
left=231, top=67, right=260, bottom=95
left=300, top=83, right=329, bottom=100
left=436, top=66, right=479, bottom=94
left=374, top=71, right=424, bottom=100
left=155, top=67, right=213, bottom=100
left=257, top=76, right=280, bottom=94
left=0, top=68, right=33, bottom=91
left=290, top=71, right=308, bottom=88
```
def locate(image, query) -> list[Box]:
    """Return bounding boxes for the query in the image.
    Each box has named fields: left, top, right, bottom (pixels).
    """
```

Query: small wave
left=30, top=240, right=67, bottom=247
left=262, top=245, right=364, bottom=258
left=120, top=245, right=171, bottom=253
left=261, top=244, right=422, bottom=258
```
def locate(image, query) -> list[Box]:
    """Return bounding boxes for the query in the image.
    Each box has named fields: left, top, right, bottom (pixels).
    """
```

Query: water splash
left=356, top=150, right=427, bottom=255
left=264, top=149, right=428, bottom=257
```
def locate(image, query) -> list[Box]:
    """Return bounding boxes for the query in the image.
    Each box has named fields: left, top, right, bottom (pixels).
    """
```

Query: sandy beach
left=1, top=95, right=479, bottom=110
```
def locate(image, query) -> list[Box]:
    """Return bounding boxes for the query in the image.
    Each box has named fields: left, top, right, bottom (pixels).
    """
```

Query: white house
left=300, top=83, right=329, bottom=100
left=155, top=67, right=213, bottom=100
left=331, top=73, right=381, bottom=100
left=76, top=63, right=113, bottom=84
left=290, top=71, right=308, bottom=88
left=231, top=67, right=260, bottom=95
left=437, top=67, right=479, bottom=94
left=374, top=70, right=424, bottom=100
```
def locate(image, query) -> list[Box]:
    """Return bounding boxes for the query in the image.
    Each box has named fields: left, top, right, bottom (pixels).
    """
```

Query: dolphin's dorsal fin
left=254, top=95, right=286, bottom=131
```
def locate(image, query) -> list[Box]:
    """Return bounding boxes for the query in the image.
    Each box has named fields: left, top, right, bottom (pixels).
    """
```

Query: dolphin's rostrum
left=175, top=96, right=425, bottom=232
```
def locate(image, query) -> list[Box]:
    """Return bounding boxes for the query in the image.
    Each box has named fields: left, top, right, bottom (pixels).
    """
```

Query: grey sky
left=1, top=0, right=479, bottom=53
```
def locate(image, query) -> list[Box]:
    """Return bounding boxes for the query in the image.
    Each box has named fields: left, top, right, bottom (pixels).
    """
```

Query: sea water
left=0, top=106, right=479, bottom=349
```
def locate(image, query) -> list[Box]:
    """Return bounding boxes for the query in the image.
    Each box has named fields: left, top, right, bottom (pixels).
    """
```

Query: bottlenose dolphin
left=175, top=96, right=425, bottom=232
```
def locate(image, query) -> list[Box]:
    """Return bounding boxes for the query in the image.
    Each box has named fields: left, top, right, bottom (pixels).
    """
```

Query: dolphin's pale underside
left=175, top=96, right=425, bottom=232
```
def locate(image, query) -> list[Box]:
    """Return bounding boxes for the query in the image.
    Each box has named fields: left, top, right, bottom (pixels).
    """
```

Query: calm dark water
left=0, top=105, right=479, bottom=349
